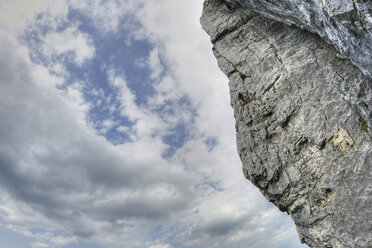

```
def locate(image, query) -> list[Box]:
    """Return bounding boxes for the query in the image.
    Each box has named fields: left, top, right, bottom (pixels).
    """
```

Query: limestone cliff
left=223, top=0, right=372, bottom=79
left=201, top=0, right=372, bottom=247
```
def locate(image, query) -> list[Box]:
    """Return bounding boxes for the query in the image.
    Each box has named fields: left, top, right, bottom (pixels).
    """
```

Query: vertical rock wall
left=201, top=0, right=372, bottom=247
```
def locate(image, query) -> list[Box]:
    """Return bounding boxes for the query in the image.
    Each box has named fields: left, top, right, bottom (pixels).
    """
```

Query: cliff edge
left=223, top=0, right=372, bottom=79
left=201, top=0, right=372, bottom=247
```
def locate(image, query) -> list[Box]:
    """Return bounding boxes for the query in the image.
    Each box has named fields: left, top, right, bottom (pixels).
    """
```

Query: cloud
left=148, top=47, right=164, bottom=80
left=0, top=0, right=68, bottom=35
left=107, top=71, right=166, bottom=139
left=32, top=242, right=50, bottom=248
left=149, top=244, right=172, bottom=248
left=116, top=126, right=129, bottom=133
left=0, top=28, right=199, bottom=247
left=134, top=0, right=236, bottom=143
left=42, top=25, right=95, bottom=66
left=134, top=57, right=146, bottom=69
left=69, top=0, right=138, bottom=33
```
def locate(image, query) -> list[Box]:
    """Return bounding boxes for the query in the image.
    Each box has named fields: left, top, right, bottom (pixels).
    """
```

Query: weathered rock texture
left=201, top=0, right=372, bottom=247
left=223, top=0, right=372, bottom=79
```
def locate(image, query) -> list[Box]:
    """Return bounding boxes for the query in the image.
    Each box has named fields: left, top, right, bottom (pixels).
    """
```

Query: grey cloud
left=0, top=31, right=199, bottom=244
left=186, top=209, right=303, bottom=248
left=196, top=216, right=246, bottom=237
left=93, top=195, right=194, bottom=221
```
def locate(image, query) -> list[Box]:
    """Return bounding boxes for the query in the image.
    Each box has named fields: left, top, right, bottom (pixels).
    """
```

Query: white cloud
left=32, top=242, right=50, bottom=248
left=99, top=119, right=116, bottom=134
left=0, top=0, right=68, bottom=36
left=134, top=57, right=147, bottom=69
left=107, top=72, right=165, bottom=139
left=0, top=29, right=201, bottom=248
left=147, top=75, right=182, bottom=109
left=135, top=0, right=234, bottom=140
left=148, top=47, right=164, bottom=80
left=50, top=235, right=78, bottom=246
left=117, top=126, right=129, bottom=133
left=42, top=25, right=95, bottom=66
left=149, top=244, right=172, bottom=248
left=69, top=0, right=138, bottom=33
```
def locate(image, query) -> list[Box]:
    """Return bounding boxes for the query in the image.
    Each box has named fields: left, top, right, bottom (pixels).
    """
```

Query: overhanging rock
left=201, top=0, right=372, bottom=247
left=223, top=0, right=372, bottom=79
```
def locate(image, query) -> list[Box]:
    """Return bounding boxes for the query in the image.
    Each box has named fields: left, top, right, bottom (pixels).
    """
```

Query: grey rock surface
left=201, top=0, right=372, bottom=247
left=221, top=0, right=372, bottom=79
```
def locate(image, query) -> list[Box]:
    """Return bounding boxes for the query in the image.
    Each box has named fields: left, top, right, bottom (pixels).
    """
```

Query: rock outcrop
left=201, top=0, right=372, bottom=247
left=223, top=0, right=372, bottom=79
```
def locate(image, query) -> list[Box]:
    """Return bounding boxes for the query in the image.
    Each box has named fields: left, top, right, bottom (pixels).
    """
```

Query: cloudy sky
left=0, top=0, right=308, bottom=247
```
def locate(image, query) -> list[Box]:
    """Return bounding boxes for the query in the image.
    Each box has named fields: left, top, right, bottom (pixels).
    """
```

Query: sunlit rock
left=201, top=0, right=372, bottom=247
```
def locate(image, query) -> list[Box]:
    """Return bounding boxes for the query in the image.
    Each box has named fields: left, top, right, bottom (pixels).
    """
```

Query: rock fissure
left=260, top=74, right=281, bottom=98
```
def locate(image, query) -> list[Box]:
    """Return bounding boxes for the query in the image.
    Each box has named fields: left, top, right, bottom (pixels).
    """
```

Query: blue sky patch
left=204, top=136, right=218, bottom=152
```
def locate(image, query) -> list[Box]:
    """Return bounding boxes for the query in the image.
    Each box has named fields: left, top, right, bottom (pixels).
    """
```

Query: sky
left=0, top=0, right=308, bottom=247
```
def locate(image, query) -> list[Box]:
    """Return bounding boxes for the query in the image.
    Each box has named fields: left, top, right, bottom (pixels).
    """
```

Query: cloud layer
left=0, top=0, right=306, bottom=247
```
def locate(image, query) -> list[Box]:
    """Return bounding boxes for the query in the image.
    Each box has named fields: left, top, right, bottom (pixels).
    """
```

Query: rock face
left=223, top=0, right=372, bottom=79
left=201, top=0, right=372, bottom=247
